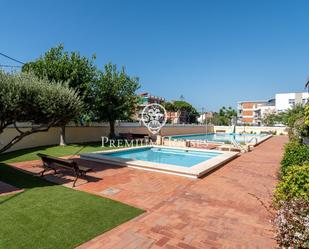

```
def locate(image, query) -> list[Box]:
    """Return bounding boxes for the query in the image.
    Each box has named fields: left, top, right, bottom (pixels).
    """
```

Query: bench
left=215, top=130, right=226, bottom=133
left=37, top=153, right=92, bottom=187
left=119, top=133, right=134, bottom=140
left=119, top=133, right=150, bottom=142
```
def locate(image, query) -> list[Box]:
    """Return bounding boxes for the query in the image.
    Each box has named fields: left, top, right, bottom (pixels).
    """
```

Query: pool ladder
left=248, top=137, right=258, bottom=145
left=230, top=138, right=248, bottom=153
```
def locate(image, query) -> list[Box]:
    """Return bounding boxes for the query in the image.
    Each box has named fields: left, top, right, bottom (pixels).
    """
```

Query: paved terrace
left=10, top=136, right=288, bottom=249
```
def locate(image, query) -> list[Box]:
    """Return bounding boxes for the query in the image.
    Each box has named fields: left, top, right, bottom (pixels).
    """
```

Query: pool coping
left=163, top=133, right=273, bottom=146
left=80, top=146, right=239, bottom=178
left=253, top=134, right=273, bottom=146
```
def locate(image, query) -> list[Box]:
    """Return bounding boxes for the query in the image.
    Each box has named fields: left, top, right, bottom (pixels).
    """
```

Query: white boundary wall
left=0, top=123, right=287, bottom=153
left=0, top=123, right=214, bottom=152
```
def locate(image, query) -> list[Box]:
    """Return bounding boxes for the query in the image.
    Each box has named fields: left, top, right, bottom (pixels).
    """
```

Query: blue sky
left=1, top=0, right=309, bottom=111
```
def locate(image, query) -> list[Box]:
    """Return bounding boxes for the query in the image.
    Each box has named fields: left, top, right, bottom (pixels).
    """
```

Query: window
left=302, top=98, right=308, bottom=105
left=288, top=99, right=295, bottom=106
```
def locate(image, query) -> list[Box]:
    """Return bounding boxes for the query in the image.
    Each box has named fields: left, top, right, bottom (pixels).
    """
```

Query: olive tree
left=0, top=71, right=83, bottom=153
left=22, top=44, right=97, bottom=145
left=88, top=63, right=140, bottom=138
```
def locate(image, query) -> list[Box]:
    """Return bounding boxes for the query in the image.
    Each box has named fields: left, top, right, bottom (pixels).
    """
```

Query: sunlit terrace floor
left=10, top=136, right=288, bottom=249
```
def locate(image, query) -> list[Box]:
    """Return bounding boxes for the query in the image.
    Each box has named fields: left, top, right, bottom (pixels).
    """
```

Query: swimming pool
left=80, top=146, right=239, bottom=178
left=168, top=133, right=268, bottom=144
left=106, top=147, right=222, bottom=167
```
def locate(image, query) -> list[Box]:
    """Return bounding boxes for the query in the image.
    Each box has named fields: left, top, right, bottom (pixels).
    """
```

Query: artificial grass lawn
left=0, top=162, right=143, bottom=249
left=0, top=142, right=108, bottom=163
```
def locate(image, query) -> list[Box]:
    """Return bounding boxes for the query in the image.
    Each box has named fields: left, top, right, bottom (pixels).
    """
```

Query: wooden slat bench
left=37, top=153, right=92, bottom=187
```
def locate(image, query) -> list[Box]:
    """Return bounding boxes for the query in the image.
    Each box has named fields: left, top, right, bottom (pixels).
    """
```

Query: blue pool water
left=169, top=133, right=267, bottom=143
left=105, top=147, right=221, bottom=167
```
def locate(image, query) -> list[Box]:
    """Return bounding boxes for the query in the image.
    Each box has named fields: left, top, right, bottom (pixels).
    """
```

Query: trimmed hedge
left=275, top=165, right=309, bottom=203
left=274, top=141, right=309, bottom=248
left=280, top=141, right=309, bottom=176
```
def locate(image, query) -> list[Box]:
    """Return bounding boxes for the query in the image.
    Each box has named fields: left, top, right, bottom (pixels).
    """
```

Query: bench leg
left=73, top=171, right=80, bottom=187
left=73, top=171, right=89, bottom=187
left=73, top=177, right=78, bottom=187
left=40, top=167, right=57, bottom=177
left=40, top=168, right=47, bottom=177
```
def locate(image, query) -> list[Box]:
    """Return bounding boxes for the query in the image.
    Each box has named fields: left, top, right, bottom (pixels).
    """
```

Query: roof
left=275, top=92, right=308, bottom=95
left=237, top=100, right=269, bottom=104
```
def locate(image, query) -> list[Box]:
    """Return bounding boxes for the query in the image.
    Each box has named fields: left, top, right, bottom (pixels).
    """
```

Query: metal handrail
left=230, top=137, right=247, bottom=152
left=247, top=137, right=258, bottom=145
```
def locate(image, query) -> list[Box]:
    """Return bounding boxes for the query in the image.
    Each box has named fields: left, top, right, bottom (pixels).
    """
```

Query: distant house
left=166, top=110, right=188, bottom=124
left=237, top=100, right=275, bottom=126
left=133, top=92, right=165, bottom=121
left=237, top=91, right=309, bottom=126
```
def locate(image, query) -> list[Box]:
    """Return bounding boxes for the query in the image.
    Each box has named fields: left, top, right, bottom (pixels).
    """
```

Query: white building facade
left=237, top=92, right=309, bottom=126
left=275, top=92, right=309, bottom=112
left=237, top=100, right=275, bottom=125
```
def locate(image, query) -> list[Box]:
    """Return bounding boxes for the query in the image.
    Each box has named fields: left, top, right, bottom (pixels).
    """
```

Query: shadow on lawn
left=0, top=163, right=56, bottom=189
left=0, top=160, right=103, bottom=195
left=0, top=142, right=118, bottom=204
left=0, top=163, right=56, bottom=205
left=0, top=162, right=100, bottom=205
left=0, top=190, right=25, bottom=205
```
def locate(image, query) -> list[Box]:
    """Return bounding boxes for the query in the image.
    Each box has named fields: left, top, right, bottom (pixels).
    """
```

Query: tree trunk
left=0, top=124, right=53, bottom=154
left=59, top=126, right=66, bottom=146
left=0, top=134, right=27, bottom=154
left=109, top=120, right=116, bottom=139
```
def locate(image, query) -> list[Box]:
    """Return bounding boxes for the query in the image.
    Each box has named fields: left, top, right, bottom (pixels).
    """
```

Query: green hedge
left=280, top=141, right=309, bottom=176
left=275, top=165, right=309, bottom=203
left=274, top=140, right=309, bottom=248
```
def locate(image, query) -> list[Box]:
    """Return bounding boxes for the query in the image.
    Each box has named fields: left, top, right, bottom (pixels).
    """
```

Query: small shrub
left=281, top=141, right=309, bottom=176
left=305, top=103, right=309, bottom=126
left=275, top=165, right=309, bottom=203
left=274, top=198, right=309, bottom=249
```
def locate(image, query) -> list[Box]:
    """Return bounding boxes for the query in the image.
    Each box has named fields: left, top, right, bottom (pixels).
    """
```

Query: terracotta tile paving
left=9, top=136, right=288, bottom=249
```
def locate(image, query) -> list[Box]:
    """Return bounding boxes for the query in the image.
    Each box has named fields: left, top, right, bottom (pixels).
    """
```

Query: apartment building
left=237, top=92, right=309, bottom=125
left=133, top=92, right=165, bottom=121
left=133, top=92, right=196, bottom=124
left=237, top=100, right=275, bottom=125
left=275, top=92, right=309, bottom=111
left=166, top=110, right=187, bottom=124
